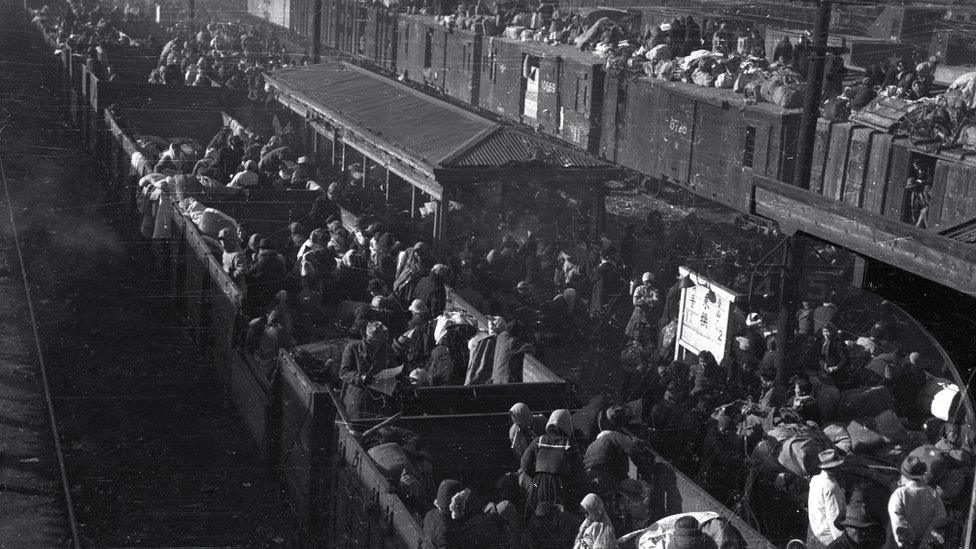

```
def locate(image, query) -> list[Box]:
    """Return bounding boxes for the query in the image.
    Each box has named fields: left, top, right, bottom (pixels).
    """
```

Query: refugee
left=520, top=409, right=584, bottom=518
left=573, top=493, right=617, bottom=549
left=424, top=479, right=468, bottom=549
left=583, top=406, right=633, bottom=505
left=625, top=272, right=659, bottom=344
left=228, top=160, right=260, bottom=188
left=887, top=456, right=947, bottom=548
left=808, top=449, right=847, bottom=549
left=509, top=402, right=539, bottom=460
left=826, top=495, right=883, bottom=549
left=243, top=238, right=288, bottom=315
left=340, top=321, right=400, bottom=419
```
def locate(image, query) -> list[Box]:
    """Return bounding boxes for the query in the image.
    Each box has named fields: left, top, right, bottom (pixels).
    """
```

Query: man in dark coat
left=583, top=406, right=634, bottom=504
left=243, top=238, right=288, bottom=315
left=307, top=184, right=342, bottom=230
left=340, top=322, right=399, bottom=419
left=414, top=263, right=450, bottom=317
left=772, top=35, right=793, bottom=64
left=424, top=479, right=465, bottom=549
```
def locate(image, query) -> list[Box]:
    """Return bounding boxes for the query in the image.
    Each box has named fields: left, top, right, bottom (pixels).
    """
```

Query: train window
left=743, top=126, right=756, bottom=168
left=523, top=56, right=540, bottom=120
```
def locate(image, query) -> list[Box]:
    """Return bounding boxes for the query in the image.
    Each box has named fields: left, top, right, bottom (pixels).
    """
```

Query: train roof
left=487, top=35, right=608, bottom=66
left=646, top=76, right=802, bottom=118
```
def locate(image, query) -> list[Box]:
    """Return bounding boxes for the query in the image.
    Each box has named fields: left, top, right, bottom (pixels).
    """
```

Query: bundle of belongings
left=715, top=368, right=973, bottom=519
left=605, top=39, right=805, bottom=109
left=361, top=426, right=437, bottom=513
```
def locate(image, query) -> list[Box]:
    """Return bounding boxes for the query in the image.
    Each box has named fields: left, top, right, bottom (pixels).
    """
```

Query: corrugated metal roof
left=265, top=62, right=612, bottom=171
left=443, top=127, right=609, bottom=168
left=266, top=63, right=494, bottom=166
left=939, top=217, right=976, bottom=244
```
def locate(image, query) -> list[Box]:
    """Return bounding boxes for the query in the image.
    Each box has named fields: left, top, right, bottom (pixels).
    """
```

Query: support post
left=410, top=186, right=417, bottom=219
left=792, top=0, right=832, bottom=190
left=775, top=233, right=806, bottom=386
left=312, top=0, right=322, bottom=63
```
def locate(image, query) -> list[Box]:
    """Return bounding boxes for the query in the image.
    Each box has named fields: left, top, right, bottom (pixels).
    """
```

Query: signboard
left=674, top=267, right=743, bottom=364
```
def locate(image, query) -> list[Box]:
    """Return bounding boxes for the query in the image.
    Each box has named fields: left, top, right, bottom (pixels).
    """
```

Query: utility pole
left=312, top=0, right=322, bottom=63
left=775, top=0, right=832, bottom=384
left=793, top=0, right=832, bottom=190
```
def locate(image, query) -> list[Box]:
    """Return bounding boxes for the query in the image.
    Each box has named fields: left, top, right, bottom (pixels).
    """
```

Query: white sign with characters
left=674, top=267, right=743, bottom=364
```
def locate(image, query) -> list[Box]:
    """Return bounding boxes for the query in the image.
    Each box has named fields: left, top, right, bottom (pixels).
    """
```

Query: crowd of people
left=131, top=111, right=976, bottom=547
left=417, top=4, right=943, bottom=119
left=146, top=20, right=309, bottom=89
left=31, top=1, right=308, bottom=96
left=48, top=1, right=971, bottom=546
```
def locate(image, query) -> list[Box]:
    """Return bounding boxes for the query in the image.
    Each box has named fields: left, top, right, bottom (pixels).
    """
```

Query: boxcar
left=808, top=118, right=976, bottom=231
left=396, top=15, right=482, bottom=105
left=479, top=37, right=605, bottom=152
left=601, top=74, right=800, bottom=212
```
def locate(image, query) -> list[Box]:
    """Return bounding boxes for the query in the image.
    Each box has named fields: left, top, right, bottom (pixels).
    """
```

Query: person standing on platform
left=808, top=450, right=847, bottom=549
left=887, top=456, right=947, bottom=548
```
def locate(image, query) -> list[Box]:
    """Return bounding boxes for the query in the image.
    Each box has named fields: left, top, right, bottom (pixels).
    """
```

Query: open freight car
left=600, top=74, right=800, bottom=212
left=82, top=64, right=240, bottom=155
left=271, top=354, right=776, bottom=547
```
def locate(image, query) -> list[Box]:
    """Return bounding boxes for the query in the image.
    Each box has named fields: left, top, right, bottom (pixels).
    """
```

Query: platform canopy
left=263, top=61, right=615, bottom=200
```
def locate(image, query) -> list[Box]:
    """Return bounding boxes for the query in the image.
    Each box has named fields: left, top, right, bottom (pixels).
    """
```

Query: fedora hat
left=835, top=500, right=878, bottom=530
left=818, top=449, right=846, bottom=470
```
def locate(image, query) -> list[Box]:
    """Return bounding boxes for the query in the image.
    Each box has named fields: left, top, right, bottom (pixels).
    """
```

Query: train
left=271, top=0, right=976, bottom=237
left=28, top=6, right=976, bottom=549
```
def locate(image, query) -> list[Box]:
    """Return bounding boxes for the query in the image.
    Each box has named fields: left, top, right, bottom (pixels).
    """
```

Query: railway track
left=1, top=4, right=297, bottom=545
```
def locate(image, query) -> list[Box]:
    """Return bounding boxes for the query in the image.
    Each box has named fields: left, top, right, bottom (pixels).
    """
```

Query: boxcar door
left=444, top=31, right=478, bottom=105
left=536, top=55, right=562, bottom=136
left=658, top=91, right=695, bottom=184
left=559, top=59, right=595, bottom=152
left=690, top=103, right=732, bottom=204
left=428, top=27, right=448, bottom=91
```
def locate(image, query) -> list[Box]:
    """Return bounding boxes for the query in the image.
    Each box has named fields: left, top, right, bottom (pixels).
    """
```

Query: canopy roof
left=264, top=62, right=612, bottom=196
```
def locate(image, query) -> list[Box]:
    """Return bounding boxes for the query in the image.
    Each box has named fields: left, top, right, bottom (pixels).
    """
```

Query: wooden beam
left=751, top=175, right=976, bottom=296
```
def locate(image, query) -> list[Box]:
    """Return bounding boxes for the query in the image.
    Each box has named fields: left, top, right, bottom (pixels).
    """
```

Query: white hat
left=409, top=299, right=427, bottom=314
left=746, top=313, right=763, bottom=327
left=306, top=181, right=322, bottom=191
left=659, top=23, right=672, bottom=32
left=642, top=272, right=653, bottom=283
left=297, top=156, right=312, bottom=165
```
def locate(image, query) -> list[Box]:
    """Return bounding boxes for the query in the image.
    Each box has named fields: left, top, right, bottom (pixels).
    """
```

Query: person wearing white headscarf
left=520, top=409, right=584, bottom=520
left=574, top=493, right=617, bottom=549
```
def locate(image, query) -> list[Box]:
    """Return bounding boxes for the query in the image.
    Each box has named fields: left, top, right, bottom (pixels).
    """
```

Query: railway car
left=273, top=350, right=776, bottom=546
left=82, top=64, right=240, bottom=156
left=479, top=36, right=606, bottom=153
left=600, top=74, right=800, bottom=212
left=396, top=15, right=482, bottom=105
left=327, top=0, right=398, bottom=69
left=807, top=115, right=976, bottom=233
